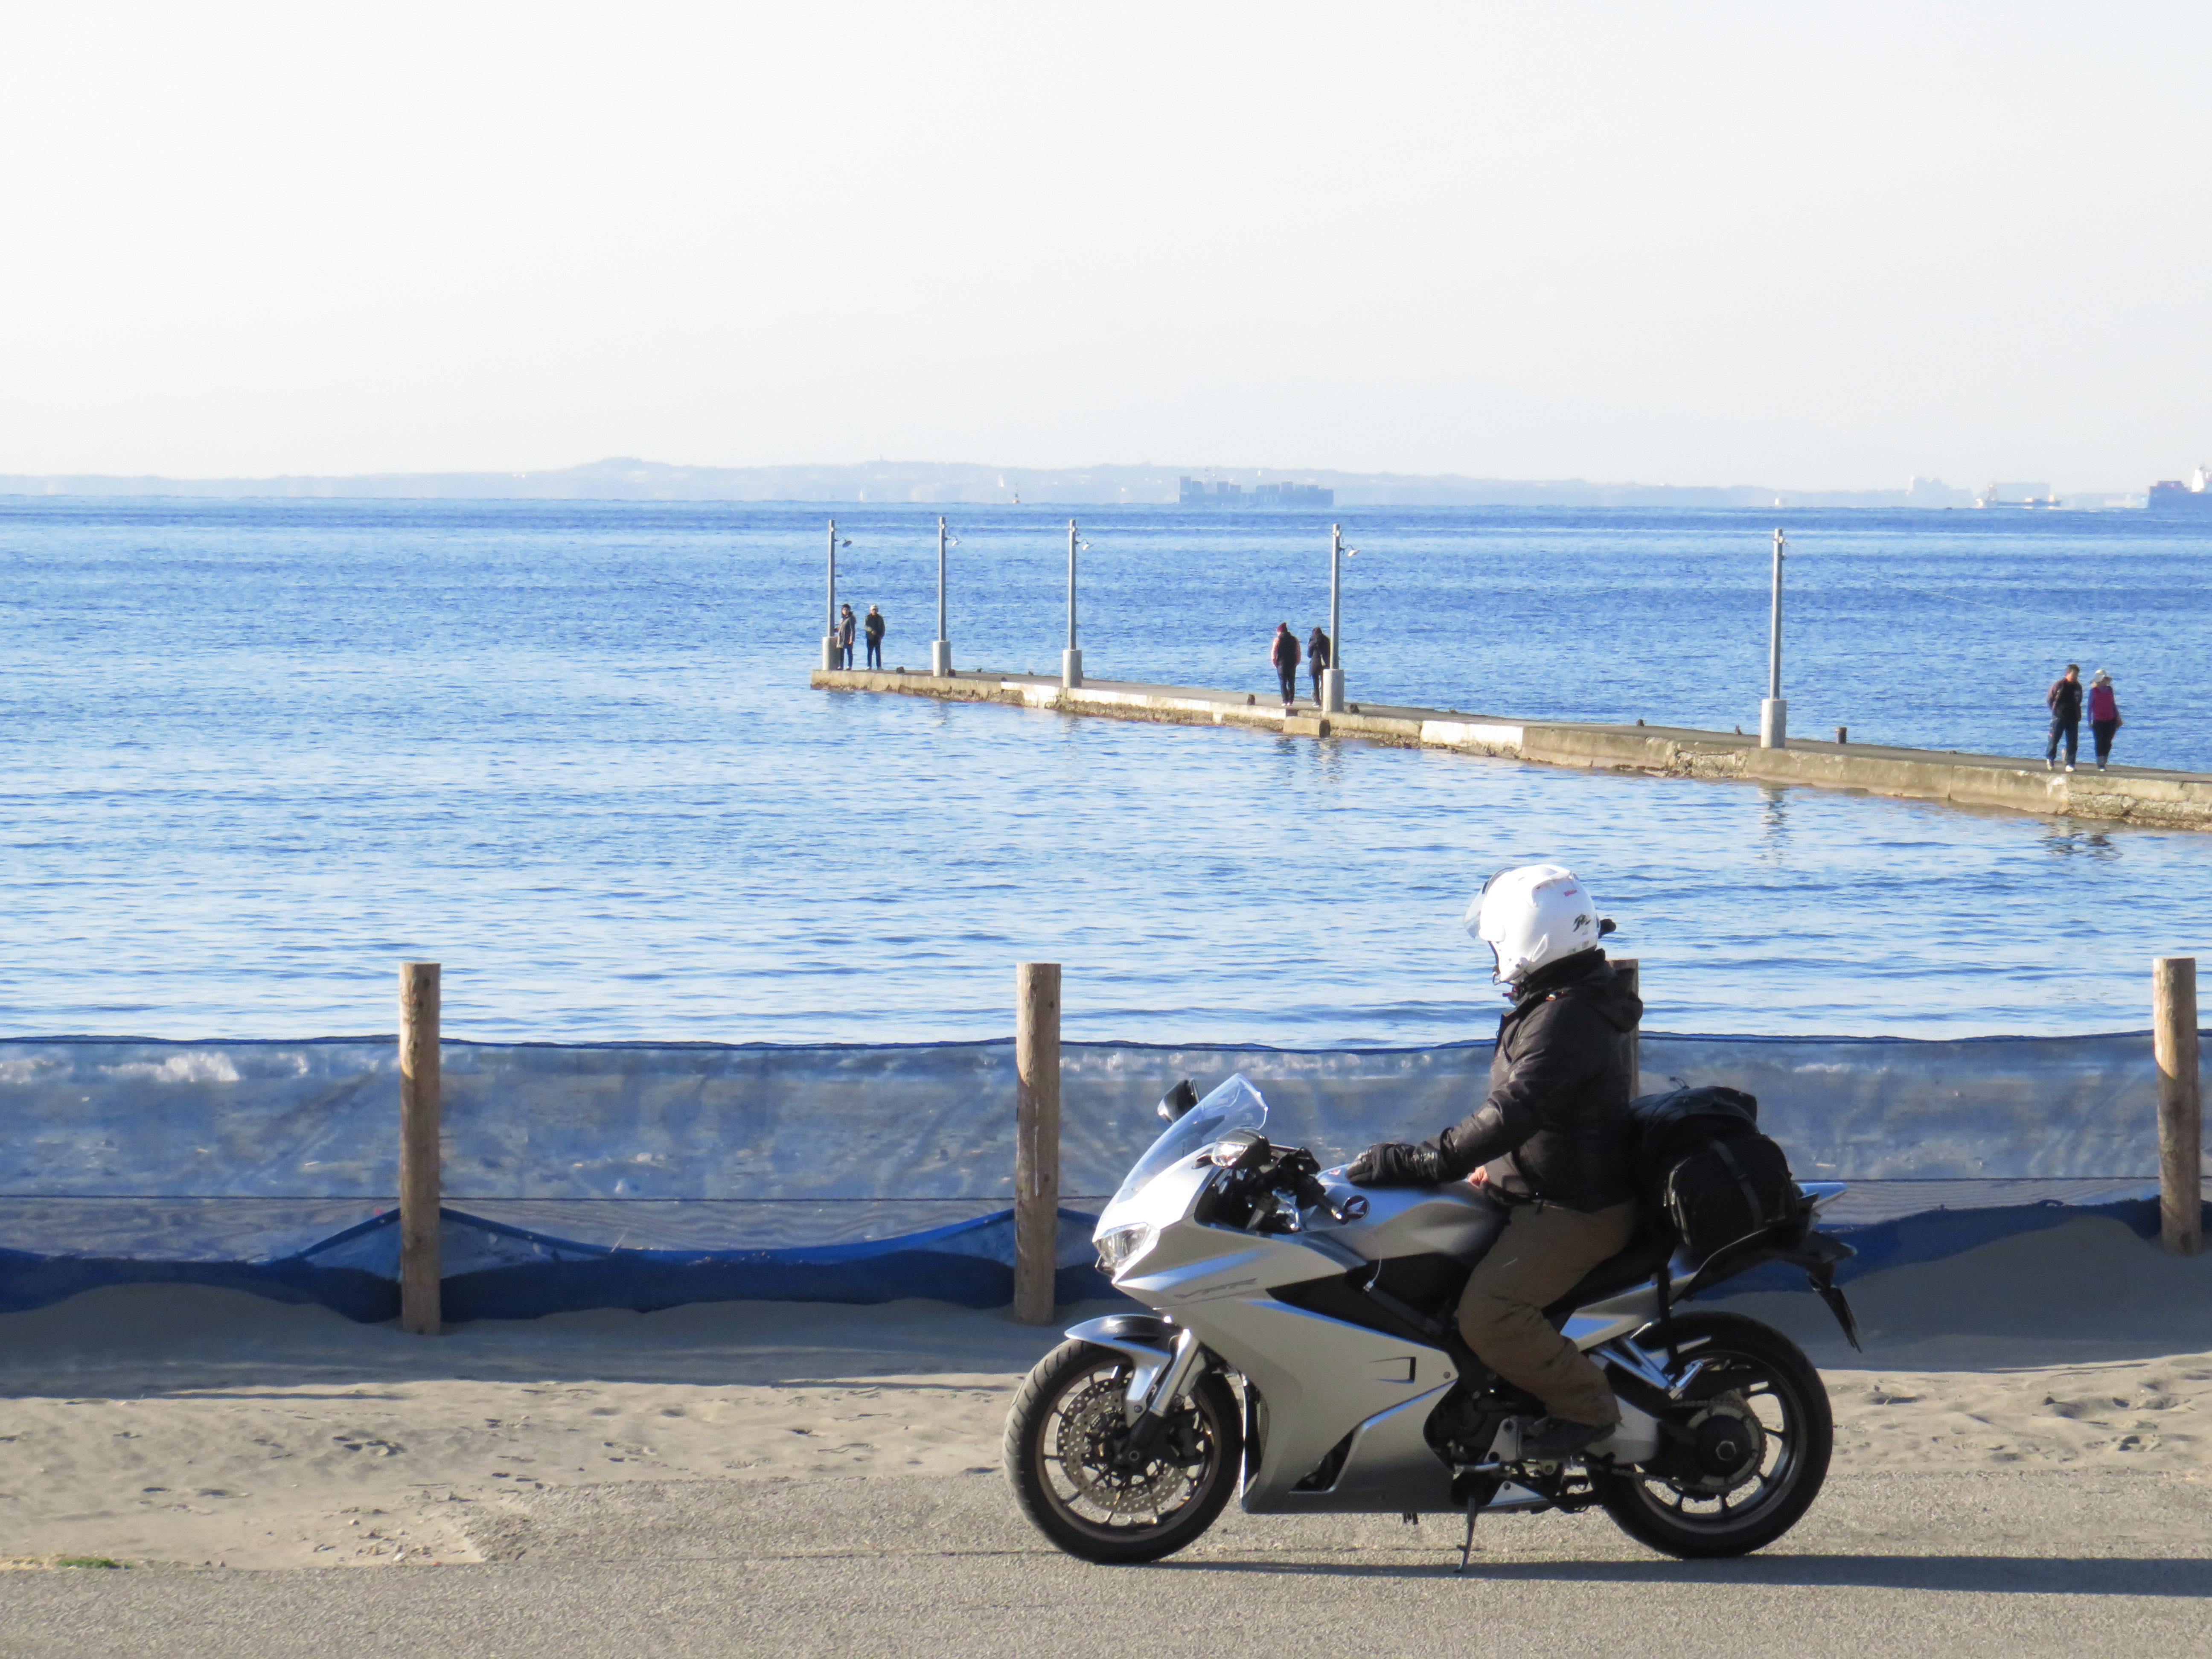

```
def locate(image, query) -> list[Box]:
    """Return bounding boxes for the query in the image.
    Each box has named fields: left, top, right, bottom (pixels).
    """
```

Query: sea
left=4, top=496, right=2209, bottom=1046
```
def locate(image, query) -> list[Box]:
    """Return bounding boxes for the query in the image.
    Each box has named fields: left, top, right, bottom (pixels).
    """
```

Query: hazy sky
left=3, top=3, right=2207, bottom=489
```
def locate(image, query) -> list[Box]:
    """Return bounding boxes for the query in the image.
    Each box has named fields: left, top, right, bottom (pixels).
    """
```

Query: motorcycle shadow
left=1142, top=1554, right=2212, bottom=1596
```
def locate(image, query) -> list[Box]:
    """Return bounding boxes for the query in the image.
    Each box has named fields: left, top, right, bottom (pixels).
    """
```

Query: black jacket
left=864, top=611, right=885, bottom=643
left=1359, top=950, right=1641, bottom=1209
left=2048, top=677, right=2081, bottom=721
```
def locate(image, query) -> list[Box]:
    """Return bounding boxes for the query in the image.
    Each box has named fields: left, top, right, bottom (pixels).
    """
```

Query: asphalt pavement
left=2, top=1467, right=2206, bottom=1659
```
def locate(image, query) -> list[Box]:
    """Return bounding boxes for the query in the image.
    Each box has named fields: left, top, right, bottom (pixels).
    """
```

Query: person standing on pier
left=864, top=604, right=885, bottom=669
left=2046, top=662, right=2083, bottom=772
left=1307, top=625, right=1331, bottom=704
left=2088, top=669, right=2123, bottom=771
left=1270, top=623, right=1301, bottom=710
left=838, top=603, right=858, bottom=669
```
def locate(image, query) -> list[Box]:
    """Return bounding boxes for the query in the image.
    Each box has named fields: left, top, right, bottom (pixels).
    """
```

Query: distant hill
left=0, top=456, right=1975, bottom=509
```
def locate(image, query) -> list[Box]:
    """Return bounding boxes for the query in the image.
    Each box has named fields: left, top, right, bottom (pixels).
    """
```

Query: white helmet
left=1464, top=864, right=1608, bottom=987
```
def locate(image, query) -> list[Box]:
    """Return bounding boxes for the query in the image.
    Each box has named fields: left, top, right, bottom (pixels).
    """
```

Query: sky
left=2, top=2, right=2207, bottom=492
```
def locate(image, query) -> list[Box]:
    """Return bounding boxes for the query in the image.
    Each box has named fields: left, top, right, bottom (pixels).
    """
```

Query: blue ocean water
left=3, top=496, right=2208, bottom=1044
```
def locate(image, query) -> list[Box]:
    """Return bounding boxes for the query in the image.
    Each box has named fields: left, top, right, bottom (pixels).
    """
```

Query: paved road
left=2, top=1469, right=2207, bottom=1659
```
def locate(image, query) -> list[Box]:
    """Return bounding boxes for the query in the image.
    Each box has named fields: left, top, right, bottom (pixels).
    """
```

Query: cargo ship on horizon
left=2148, top=466, right=2212, bottom=514
left=1178, top=475, right=1334, bottom=508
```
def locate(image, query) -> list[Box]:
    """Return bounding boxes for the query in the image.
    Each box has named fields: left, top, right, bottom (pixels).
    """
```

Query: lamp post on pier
left=1759, top=527, right=1787, bottom=748
left=1062, top=518, right=1083, bottom=689
left=821, top=518, right=842, bottom=671
left=932, top=516, right=955, bottom=677
left=1321, top=523, right=1350, bottom=713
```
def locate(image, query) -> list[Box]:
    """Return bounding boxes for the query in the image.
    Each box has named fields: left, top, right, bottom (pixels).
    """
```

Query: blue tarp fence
left=0, top=1032, right=2203, bottom=1320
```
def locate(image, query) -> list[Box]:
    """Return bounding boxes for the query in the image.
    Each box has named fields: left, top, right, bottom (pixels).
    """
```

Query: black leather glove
left=1346, top=1141, right=1436, bottom=1187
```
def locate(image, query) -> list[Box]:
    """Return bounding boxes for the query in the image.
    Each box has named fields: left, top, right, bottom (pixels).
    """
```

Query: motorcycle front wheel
left=1600, top=1311, right=1833, bottom=1559
left=1004, top=1338, right=1242, bottom=1565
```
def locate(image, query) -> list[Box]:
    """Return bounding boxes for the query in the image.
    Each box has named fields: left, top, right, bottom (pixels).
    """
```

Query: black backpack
left=1628, top=1085, right=1800, bottom=1262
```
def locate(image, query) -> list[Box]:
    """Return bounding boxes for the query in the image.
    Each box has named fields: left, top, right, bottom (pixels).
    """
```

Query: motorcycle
left=1004, top=1073, right=1859, bottom=1566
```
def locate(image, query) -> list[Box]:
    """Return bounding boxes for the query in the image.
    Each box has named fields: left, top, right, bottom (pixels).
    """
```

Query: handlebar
left=1293, top=1173, right=1358, bottom=1225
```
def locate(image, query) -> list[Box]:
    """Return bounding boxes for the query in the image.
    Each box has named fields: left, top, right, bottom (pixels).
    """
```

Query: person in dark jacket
left=838, top=604, right=858, bottom=669
left=1348, top=864, right=1641, bottom=1462
left=1307, top=625, right=1331, bottom=702
left=2088, top=669, right=2122, bottom=771
left=1269, top=623, right=1301, bottom=709
left=864, top=604, right=886, bottom=669
left=2046, top=662, right=2083, bottom=772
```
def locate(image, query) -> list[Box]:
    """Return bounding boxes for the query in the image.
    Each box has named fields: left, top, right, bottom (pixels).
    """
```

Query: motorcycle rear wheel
left=1600, top=1311, right=1833, bottom=1559
left=1004, top=1338, right=1242, bottom=1565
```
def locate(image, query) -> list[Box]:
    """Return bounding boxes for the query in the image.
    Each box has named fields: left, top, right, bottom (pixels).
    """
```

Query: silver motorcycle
left=1005, top=1074, right=1858, bottom=1565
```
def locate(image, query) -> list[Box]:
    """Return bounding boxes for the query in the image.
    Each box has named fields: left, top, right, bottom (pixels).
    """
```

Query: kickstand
left=1455, top=1505, right=1478, bottom=1575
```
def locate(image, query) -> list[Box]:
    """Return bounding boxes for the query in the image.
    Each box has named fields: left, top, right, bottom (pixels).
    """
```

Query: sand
left=3, top=1214, right=2209, bottom=1570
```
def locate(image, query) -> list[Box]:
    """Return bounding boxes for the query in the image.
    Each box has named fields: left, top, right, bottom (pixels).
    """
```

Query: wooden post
left=1014, top=962, right=1062, bottom=1324
left=2154, top=957, right=2202, bottom=1257
left=1613, top=958, right=1642, bottom=1100
left=398, top=961, right=443, bottom=1333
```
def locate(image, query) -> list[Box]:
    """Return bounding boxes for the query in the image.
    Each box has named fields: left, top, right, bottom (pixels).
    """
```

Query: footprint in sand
left=332, top=1436, right=406, bottom=1457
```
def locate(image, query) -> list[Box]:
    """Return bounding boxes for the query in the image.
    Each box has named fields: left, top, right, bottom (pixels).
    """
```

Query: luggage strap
left=1712, top=1138, right=1772, bottom=1224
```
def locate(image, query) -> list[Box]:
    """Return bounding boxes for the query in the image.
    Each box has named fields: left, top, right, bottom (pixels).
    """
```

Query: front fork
left=1118, top=1328, right=1206, bottom=1460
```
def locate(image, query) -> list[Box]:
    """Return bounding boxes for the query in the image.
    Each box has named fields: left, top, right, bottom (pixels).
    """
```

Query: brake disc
left=1054, top=1376, right=1199, bottom=1516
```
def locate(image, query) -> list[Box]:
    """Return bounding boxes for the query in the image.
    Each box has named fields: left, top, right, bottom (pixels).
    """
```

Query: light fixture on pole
left=1759, top=527, right=1787, bottom=748
left=1322, top=524, right=1356, bottom=713
left=1062, top=518, right=1084, bottom=689
left=821, top=518, right=844, bottom=672
left=932, top=517, right=957, bottom=677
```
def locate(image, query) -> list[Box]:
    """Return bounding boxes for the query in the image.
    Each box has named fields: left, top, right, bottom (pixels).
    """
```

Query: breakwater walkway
left=813, top=666, right=2212, bottom=832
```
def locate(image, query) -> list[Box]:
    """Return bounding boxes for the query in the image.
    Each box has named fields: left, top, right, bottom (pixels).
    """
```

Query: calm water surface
left=3, top=498, right=2208, bottom=1043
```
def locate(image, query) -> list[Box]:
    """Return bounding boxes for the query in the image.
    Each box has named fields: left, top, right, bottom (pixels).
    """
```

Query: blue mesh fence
left=0, top=1032, right=2200, bottom=1319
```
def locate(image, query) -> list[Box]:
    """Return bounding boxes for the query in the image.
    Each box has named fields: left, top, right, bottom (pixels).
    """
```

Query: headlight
left=1095, top=1224, right=1155, bottom=1276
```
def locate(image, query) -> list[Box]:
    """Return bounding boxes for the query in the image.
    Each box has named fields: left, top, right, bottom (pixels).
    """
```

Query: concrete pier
left=812, top=666, right=2212, bottom=832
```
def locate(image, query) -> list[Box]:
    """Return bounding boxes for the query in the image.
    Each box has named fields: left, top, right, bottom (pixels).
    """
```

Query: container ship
left=1179, top=476, right=1334, bottom=507
left=2148, top=467, right=2212, bottom=515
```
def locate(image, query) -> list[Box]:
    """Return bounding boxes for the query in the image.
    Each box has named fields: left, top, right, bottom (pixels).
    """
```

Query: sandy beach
left=2, top=1214, right=2209, bottom=1573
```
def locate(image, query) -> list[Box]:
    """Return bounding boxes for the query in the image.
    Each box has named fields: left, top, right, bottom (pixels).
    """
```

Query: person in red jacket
left=2088, top=669, right=2124, bottom=771
left=1269, top=623, right=1301, bottom=710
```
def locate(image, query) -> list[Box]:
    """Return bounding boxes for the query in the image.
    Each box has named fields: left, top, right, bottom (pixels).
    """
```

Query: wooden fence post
left=1014, top=963, right=1062, bottom=1324
left=2154, top=957, right=2202, bottom=1257
left=1613, top=958, right=1641, bottom=1100
left=399, top=961, right=443, bottom=1333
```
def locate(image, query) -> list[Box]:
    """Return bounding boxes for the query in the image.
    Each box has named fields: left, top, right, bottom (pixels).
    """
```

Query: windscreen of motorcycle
left=1107, top=1073, right=1268, bottom=1209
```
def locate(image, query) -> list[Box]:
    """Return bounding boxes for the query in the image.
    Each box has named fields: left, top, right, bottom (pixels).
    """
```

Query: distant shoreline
left=0, top=457, right=2151, bottom=511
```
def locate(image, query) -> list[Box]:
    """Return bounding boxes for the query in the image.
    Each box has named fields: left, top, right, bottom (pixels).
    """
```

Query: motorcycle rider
left=1346, top=864, right=1642, bottom=1463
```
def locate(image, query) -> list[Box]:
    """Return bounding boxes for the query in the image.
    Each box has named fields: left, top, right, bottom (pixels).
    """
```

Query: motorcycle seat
left=1543, top=1217, right=1673, bottom=1319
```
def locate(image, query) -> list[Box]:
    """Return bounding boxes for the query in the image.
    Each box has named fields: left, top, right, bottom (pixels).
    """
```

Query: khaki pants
left=1455, top=1198, right=1639, bottom=1426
